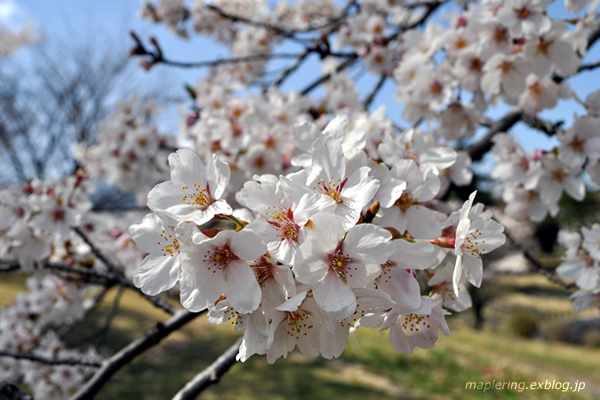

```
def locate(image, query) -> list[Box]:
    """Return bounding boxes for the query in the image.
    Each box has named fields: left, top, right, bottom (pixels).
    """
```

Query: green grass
left=2, top=274, right=600, bottom=399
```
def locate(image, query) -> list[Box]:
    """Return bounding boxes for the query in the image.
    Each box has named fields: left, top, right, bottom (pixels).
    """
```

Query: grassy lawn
left=2, top=274, right=600, bottom=399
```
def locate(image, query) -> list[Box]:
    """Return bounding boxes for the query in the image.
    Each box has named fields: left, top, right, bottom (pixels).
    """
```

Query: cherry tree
left=1, top=0, right=600, bottom=398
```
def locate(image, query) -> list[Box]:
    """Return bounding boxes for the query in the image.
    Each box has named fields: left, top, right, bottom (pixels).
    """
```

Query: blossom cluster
left=491, top=91, right=600, bottom=222
left=130, top=118, right=506, bottom=362
left=76, top=96, right=175, bottom=202
left=0, top=174, right=93, bottom=270
left=0, top=274, right=99, bottom=400
left=141, top=0, right=597, bottom=122
left=557, top=224, right=600, bottom=312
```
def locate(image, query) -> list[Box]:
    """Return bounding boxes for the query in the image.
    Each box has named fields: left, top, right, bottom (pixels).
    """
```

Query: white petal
left=313, top=271, right=356, bottom=315
left=224, top=260, right=262, bottom=314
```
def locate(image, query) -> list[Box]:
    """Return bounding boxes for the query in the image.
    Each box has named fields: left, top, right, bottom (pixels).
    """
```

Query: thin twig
left=283, top=0, right=358, bottom=33
left=270, top=48, right=312, bottom=90
left=299, top=1, right=441, bottom=95
left=504, top=229, right=576, bottom=290
left=0, top=350, right=101, bottom=368
left=70, top=309, right=203, bottom=400
left=578, top=59, right=600, bottom=73
left=386, top=1, right=444, bottom=42
left=171, top=338, right=241, bottom=400
left=72, top=227, right=176, bottom=315
left=152, top=52, right=302, bottom=69
left=362, top=74, right=387, bottom=111
left=300, top=56, right=359, bottom=95
left=74, top=227, right=127, bottom=275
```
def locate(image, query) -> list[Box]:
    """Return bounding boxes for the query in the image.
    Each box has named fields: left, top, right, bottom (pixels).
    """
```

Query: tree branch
left=70, top=309, right=203, bottom=400
left=150, top=52, right=302, bottom=69
left=206, top=5, right=305, bottom=42
left=468, top=111, right=523, bottom=162
left=521, top=114, right=564, bottom=136
left=171, top=338, right=241, bottom=400
left=0, top=350, right=101, bottom=368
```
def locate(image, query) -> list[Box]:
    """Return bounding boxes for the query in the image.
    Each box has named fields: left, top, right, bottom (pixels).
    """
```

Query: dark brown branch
left=70, top=309, right=203, bottom=400
left=171, top=338, right=241, bottom=400
left=362, top=74, right=387, bottom=110
left=504, top=229, right=576, bottom=290
left=585, top=24, right=600, bottom=55
left=467, top=110, right=523, bottom=162
left=0, top=382, right=32, bottom=400
left=206, top=5, right=305, bottom=42
left=206, top=1, right=357, bottom=36
left=578, top=59, right=600, bottom=73
left=521, top=115, right=564, bottom=136
left=0, top=350, right=101, bottom=368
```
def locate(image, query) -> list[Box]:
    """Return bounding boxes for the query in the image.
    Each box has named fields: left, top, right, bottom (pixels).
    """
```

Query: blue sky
left=2, top=0, right=599, bottom=162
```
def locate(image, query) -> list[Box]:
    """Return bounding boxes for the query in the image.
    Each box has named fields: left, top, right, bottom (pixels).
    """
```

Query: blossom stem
left=427, top=237, right=456, bottom=248
left=222, top=214, right=247, bottom=230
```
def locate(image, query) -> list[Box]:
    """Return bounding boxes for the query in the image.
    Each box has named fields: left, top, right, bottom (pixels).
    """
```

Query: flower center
left=328, top=243, right=353, bottom=281
left=181, top=183, right=212, bottom=208
left=571, top=136, right=585, bottom=152
left=52, top=207, right=66, bottom=222
left=395, top=193, right=416, bottom=212
left=514, top=6, right=531, bottom=20
left=251, top=256, right=274, bottom=285
left=460, top=229, right=484, bottom=258
left=315, top=177, right=346, bottom=203
left=500, top=61, right=513, bottom=75
left=204, top=244, right=237, bottom=272
left=286, top=308, right=313, bottom=339
left=158, top=230, right=180, bottom=257
left=267, top=207, right=300, bottom=242
left=402, top=313, right=431, bottom=332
